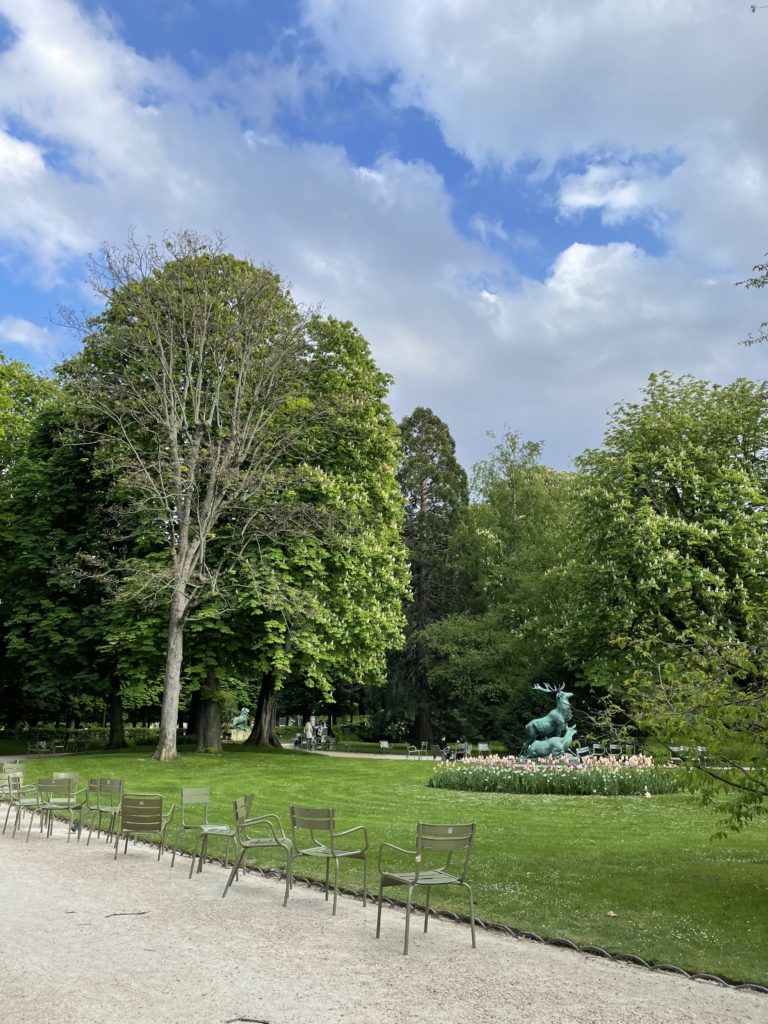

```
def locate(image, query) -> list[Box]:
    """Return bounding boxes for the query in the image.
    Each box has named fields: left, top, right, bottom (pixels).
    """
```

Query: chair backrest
left=121, top=794, right=164, bottom=833
left=53, top=772, right=79, bottom=786
left=290, top=806, right=334, bottom=842
left=3, top=771, right=25, bottom=797
left=88, top=777, right=123, bottom=806
left=37, top=777, right=73, bottom=802
left=420, top=741, right=428, bottom=751
left=233, top=794, right=253, bottom=827
left=180, top=787, right=211, bottom=825
left=417, top=822, right=475, bottom=880
left=3, top=760, right=24, bottom=773
left=477, top=742, right=490, bottom=754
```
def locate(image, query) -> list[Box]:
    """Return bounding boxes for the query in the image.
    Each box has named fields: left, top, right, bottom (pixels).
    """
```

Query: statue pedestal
left=230, top=729, right=249, bottom=744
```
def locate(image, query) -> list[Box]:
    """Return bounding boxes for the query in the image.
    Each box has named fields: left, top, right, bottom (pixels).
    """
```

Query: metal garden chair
left=114, top=793, right=175, bottom=860
left=376, top=822, right=477, bottom=955
left=288, top=806, right=368, bottom=915
left=25, top=777, right=80, bottom=842
left=85, top=778, right=124, bottom=845
left=171, top=787, right=235, bottom=878
left=222, top=794, right=293, bottom=903
left=2, top=772, right=32, bottom=836
left=52, top=772, right=87, bottom=839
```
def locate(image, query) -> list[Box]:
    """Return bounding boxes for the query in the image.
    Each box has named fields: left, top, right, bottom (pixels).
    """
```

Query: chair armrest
left=163, top=804, right=176, bottom=827
left=242, top=814, right=285, bottom=841
left=331, top=824, right=368, bottom=851
left=377, top=842, right=417, bottom=873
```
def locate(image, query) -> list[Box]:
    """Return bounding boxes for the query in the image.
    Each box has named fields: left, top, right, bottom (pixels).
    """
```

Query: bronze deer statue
left=522, top=683, right=573, bottom=753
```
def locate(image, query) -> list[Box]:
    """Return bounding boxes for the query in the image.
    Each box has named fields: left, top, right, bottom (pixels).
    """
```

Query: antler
left=533, top=682, right=558, bottom=693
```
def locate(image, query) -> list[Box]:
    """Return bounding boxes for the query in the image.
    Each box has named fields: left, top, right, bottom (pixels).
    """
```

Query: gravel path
left=2, top=816, right=766, bottom=1024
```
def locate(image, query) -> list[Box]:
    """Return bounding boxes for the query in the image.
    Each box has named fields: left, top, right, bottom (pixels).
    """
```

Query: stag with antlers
left=522, top=682, right=574, bottom=753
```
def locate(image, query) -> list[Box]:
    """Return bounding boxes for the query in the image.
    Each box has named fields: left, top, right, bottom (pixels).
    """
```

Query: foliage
left=429, top=753, right=693, bottom=796
left=423, top=432, right=578, bottom=743
left=738, top=251, right=768, bottom=346
left=58, top=232, right=407, bottom=759
left=385, top=407, right=468, bottom=741
left=563, top=373, right=768, bottom=830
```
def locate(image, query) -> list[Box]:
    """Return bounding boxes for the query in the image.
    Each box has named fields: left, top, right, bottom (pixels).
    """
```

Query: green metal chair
left=85, top=778, right=124, bottom=845
left=222, top=794, right=293, bottom=903
left=114, top=793, right=175, bottom=860
left=376, top=822, right=477, bottom=955
left=0, top=762, right=24, bottom=814
left=25, top=777, right=81, bottom=843
left=52, top=772, right=87, bottom=839
left=288, top=806, right=368, bottom=915
left=2, top=772, right=32, bottom=836
left=171, top=787, right=235, bottom=878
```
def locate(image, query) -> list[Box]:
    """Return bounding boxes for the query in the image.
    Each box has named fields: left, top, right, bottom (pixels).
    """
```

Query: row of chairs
left=0, top=764, right=477, bottom=955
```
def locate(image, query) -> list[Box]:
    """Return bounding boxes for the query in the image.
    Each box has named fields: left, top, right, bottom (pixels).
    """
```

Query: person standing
left=304, top=718, right=314, bottom=749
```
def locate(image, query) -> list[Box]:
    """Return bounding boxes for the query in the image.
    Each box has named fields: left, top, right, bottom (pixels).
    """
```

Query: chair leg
left=222, top=847, right=246, bottom=898
left=26, top=808, right=36, bottom=843
left=197, top=834, right=208, bottom=874
left=324, top=859, right=330, bottom=901
left=375, top=880, right=385, bottom=938
left=362, top=855, right=367, bottom=907
left=283, top=851, right=291, bottom=906
left=3, top=801, right=12, bottom=835
left=188, top=835, right=200, bottom=879
left=332, top=859, right=339, bottom=916
left=404, top=885, right=415, bottom=955
left=171, top=828, right=182, bottom=868
left=464, top=882, right=476, bottom=948
left=424, top=887, right=431, bottom=933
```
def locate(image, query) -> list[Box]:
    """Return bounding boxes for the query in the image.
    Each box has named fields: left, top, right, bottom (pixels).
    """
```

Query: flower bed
left=427, top=752, right=695, bottom=796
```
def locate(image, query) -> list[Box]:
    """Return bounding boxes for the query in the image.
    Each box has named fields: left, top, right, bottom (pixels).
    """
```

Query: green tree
left=240, top=317, right=409, bottom=747
left=569, top=373, right=768, bottom=829
left=0, top=396, right=165, bottom=741
left=387, top=407, right=468, bottom=742
left=60, top=232, right=318, bottom=760
left=424, top=432, right=576, bottom=744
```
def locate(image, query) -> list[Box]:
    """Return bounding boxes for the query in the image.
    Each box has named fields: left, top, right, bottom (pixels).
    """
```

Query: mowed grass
left=10, top=746, right=768, bottom=985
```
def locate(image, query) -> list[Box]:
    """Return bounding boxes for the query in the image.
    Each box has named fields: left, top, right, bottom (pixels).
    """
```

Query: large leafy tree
left=387, top=407, right=468, bottom=742
left=567, top=373, right=768, bottom=829
left=240, top=317, right=409, bottom=747
left=0, top=358, right=57, bottom=727
left=424, top=432, right=576, bottom=744
left=59, top=232, right=319, bottom=760
left=0, top=395, right=166, bottom=741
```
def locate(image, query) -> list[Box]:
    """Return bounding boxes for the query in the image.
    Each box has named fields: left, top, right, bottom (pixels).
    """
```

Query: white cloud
left=0, top=0, right=764, bottom=470
left=0, top=315, right=60, bottom=356
left=302, top=1, right=765, bottom=168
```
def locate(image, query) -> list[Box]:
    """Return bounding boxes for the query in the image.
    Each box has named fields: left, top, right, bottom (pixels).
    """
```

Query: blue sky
left=0, top=0, right=765, bottom=469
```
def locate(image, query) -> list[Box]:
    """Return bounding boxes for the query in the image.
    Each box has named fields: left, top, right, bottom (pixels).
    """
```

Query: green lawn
left=9, top=746, right=768, bottom=985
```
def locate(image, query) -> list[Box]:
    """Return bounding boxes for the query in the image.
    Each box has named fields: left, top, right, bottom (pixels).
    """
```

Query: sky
left=0, top=0, right=766, bottom=471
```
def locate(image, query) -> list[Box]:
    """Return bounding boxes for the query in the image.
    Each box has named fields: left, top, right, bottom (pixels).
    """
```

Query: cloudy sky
left=0, top=0, right=766, bottom=470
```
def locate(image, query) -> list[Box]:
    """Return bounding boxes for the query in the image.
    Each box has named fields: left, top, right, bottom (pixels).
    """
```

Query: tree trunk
left=245, top=671, right=281, bottom=747
left=197, top=666, right=223, bottom=753
left=154, top=586, right=188, bottom=761
left=108, top=679, right=126, bottom=749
